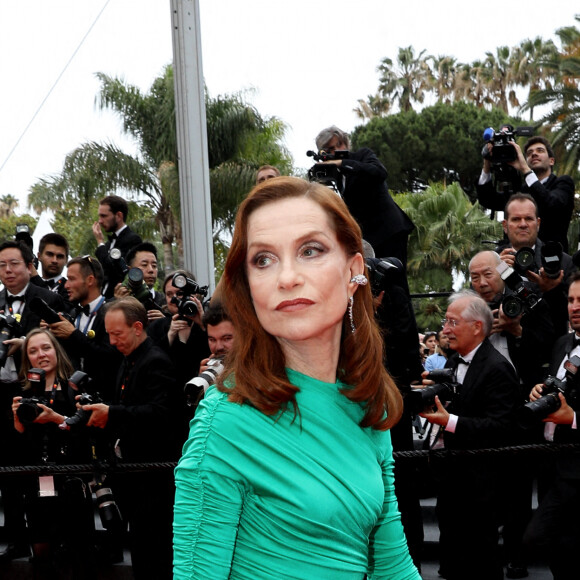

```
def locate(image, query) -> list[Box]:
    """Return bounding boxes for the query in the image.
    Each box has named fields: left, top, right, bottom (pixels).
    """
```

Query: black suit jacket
left=444, top=338, right=520, bottom=450
left=106, top=337, right=177, bottom=461
left=476, top=173, right=574, bottom=252
left=95, top=226, right=142, bottom=298
left=58, top=300, right=123, bottom=402
left=339, top=148, right=414, bottom=259
left=545, top=332, right=580, bottom=479
left=0, top=283, right=65, bottom=338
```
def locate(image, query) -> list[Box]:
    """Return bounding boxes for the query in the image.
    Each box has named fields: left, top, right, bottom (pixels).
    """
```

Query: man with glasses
left=0, top=240, right=66, bottom=562
left=420, top=289, right=520, bottom=580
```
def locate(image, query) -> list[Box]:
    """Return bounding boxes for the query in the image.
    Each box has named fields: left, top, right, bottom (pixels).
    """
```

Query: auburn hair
left=218, top=176, right=402, bottom=430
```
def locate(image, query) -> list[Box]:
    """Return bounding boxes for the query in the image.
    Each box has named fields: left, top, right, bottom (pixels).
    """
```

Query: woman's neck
left=43, top=372, right=57, bottom=390
left=280, top=337, right=340, bottom=384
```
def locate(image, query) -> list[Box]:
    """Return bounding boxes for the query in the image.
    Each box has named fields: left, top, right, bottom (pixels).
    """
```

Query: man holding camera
left=477, top=135, right=574, bottom=252
left=521, top=271, right=580, bottom=579
left=420, top=290, right=520, bottom=580
left=314, top=125, right=414, bottom=264
left=93, top=195, right=142, bottom=298
left=0, top=241, right=66, bottom=561
left=48, top=256, right=122, bottom=401
left=498, top=193, right=575, bottom=338
left=83, top=297, right=176, bottom=579
left=469, top=249, right=556, bottom=391
left=113, top=242, right=165, bottom=320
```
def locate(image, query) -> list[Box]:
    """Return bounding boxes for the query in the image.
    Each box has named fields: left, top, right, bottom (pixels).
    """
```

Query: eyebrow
left=247, top=230, right=331, bottom=253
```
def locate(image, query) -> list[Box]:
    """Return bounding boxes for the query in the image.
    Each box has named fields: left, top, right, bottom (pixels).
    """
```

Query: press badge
left=38, top=475, right=57, bottom=497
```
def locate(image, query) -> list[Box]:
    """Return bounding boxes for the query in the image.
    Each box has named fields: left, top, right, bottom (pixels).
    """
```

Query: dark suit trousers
left=522, top=476, right=580, bottom=579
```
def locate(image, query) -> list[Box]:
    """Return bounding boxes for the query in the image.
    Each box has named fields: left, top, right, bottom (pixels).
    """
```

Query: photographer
left=113, top=242, right=165, bottom=320
left=93, top=195, right=142, bottom=298
left=313, top=125, right=414, bottom=264
left=30, top=233, right=72, bottom=306
left=83, top=297, right=176, bottom=579
left=469, top=250, right=556, bottom=392
left=11, top=329, right=94, bottom=577
left=0, top=241, right=66, bottom=561
left=48, top=256, right=123, bottom=402
left=497, top=193, right=575, bottom=338
left=477, top=135, right=574, bottom=252
left=424, top=330, right=451, bottom=372
left=420, top=290, right=520, bottom=580
left=520, top=271, right=580, bottom=579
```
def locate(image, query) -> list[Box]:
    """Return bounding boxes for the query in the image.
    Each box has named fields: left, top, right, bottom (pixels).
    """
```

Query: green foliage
left=351, top=102, right=522, bottom=194
left=0, top=214, right=37, bottom=244
left=396, top=182, right=503, bottom=330
left=28, top=67, right=293, bottom=274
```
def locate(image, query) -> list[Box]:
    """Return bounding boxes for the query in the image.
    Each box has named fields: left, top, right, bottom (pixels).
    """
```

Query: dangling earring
left=348, top=296, right=356, bottom=334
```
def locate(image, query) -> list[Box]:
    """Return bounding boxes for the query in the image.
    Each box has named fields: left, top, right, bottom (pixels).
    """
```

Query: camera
left=518, top=355, right=580, bottom=427
left=496, top=261, right=541, bottom=318
left=482, top=125, right=534, bottom=194
left=17, top=368, right=49, bottom=423
left=62, top=371, right=103, bottom=430
left=306, top=149, right=349, bottom=195
left=28, top=296, right=72, bottom=325
left=107, top=248, right=129, bottom=280
left=406, top=368, right=459, bottom=415
left=365, top=257, right=403, bottom=297
left=184, top=357, right=224, bottom=406
left=170, top=272, right=209, bottom=324
left=90, top=475, right=122, bottom=531
left=0, top=313, right=18, bottom=367
left=507, top=242, right=562, bottom=280
left=483, top=125, right=534, bottom=164
left=119, top=267, right=162, bottom=312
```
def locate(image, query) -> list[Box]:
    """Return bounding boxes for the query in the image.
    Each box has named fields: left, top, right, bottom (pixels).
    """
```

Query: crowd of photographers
left=308, top=126, right=578, bottom=580
left=0, top=195, right=233, bottom=578
left=0, top=124, right=578, bottom=579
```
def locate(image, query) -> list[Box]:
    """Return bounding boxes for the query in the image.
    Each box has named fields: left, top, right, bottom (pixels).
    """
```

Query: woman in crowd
left=12, top=328, right=94, bottom=578
left=173, top=177, right=420, bottom=579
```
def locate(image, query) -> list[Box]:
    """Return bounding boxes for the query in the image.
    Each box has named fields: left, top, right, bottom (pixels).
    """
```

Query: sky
left=0, top=1, right=578, bottom=216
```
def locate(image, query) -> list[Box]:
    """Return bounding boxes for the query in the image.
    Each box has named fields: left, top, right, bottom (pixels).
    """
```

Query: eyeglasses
left=0, top=260, right=24, bottom=270
left=441, top=317, right=473, bottom=328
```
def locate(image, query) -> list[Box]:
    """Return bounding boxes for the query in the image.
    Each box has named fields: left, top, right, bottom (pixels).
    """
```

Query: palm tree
left=396, top=182, right=503, bottom=329
left=377, top=46, right=432, bottom=113
left=428, top=55, right=459, bottom=104
left=521, top=19, right=580, bottom=177
left=0, top=194, right=19, bottom=217
left=29, top=67, right=292, bottom=265
left=353, top=94, right=391, bottom=121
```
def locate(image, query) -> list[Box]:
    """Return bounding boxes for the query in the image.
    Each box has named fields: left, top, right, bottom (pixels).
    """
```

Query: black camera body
left=306, top=149, right=349, bottom=195
left=518, top=355, right=580, bottom=426
left=406, top=368, right=459, bottom=415
left=482, top=125, right=534, bottom=165
left=170, top=273, right=209, bottom=324
left=496, top=261, right=541, bottom=318
left=365, top=257, right=404, bottom=297
left=17, top=368, right=48, bottom=424
left=64, top=371, right=102, bottom=430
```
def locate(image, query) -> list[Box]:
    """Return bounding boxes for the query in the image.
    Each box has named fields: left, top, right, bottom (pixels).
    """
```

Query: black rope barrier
left=0, top=442, right=577, bottom=477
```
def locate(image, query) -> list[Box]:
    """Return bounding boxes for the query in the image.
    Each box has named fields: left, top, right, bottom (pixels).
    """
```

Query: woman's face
left=425, top=335, right=438, bottom=353
left=27, top=334, right=58, bottom=378
left=246, top=197, right=362, bottom=350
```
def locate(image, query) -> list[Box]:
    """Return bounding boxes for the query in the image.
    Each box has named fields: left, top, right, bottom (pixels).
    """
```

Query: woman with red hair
left=173, top=177, right=419, bottom=579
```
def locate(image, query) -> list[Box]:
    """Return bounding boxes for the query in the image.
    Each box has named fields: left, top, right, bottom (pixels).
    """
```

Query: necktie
left=108, top=233, right=118, bottom=242
left=457, top=357, right=470, bottom=366
left=45, top=279, right=56, bottom=289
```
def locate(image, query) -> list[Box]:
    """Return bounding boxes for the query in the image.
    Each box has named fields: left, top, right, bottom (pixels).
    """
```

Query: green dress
left=173, top=369, right=420, bottom=579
